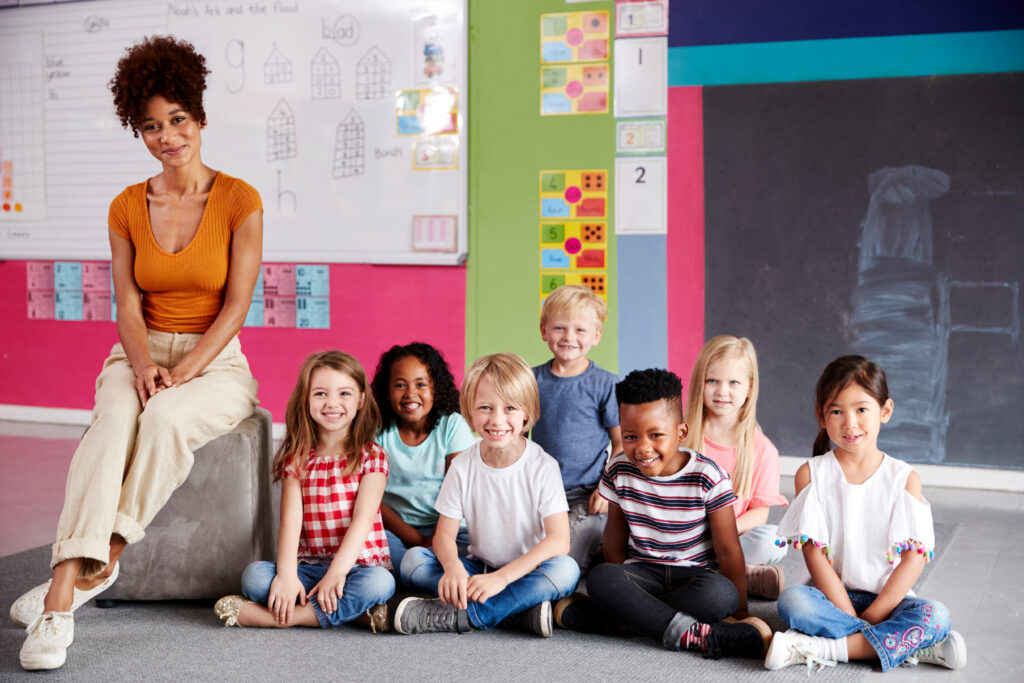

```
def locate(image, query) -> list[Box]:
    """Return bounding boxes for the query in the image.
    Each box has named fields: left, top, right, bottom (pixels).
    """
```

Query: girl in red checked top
left=214, top=350, right=395, bottom=632
left=766, top=356, right=964, bottom=672
left=683, top=335, right=788, bottom=599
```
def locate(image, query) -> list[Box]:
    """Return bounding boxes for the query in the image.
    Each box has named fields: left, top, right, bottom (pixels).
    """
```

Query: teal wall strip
left=668, top=29, right=1024, bottom=86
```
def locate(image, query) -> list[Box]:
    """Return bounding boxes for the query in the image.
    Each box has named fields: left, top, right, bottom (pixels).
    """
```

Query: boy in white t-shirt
left=394, top=353, right=579, bottom=637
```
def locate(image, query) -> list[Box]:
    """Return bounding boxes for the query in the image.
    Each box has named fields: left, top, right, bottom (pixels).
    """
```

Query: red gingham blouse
left=284, top=443, right=392, bottom=569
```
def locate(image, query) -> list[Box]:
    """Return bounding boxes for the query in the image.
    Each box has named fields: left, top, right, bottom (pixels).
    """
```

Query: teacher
left=13, top=36, right=262, bottom=671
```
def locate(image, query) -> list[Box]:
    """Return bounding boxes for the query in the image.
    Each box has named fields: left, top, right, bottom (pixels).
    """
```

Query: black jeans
left=587, top=561, right=738, bottom=650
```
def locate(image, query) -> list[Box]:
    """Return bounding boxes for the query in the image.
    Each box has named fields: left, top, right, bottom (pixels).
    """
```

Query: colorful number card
left=615, top=0, right=669, bottom=38
left=539, top=271, right=608, bottom=306
left=539, top=169, right=607, bottom=220
left=540, top=222, right=607, bottom=270
left=540, top=11, right=610, bottom=63
left=541, top=63, right=609, bottom=115
left=616, top=118, right=666, bottom=155
left=396, top=87, right=458, bottom=136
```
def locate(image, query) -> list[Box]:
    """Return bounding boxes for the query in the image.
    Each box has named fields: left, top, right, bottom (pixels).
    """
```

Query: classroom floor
left=1, top=419, right=1021, bottom=681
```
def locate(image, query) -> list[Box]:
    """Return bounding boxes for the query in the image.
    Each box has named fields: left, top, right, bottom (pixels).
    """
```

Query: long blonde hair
left=273, top=350, right=381, bottom=481
left=683, top=335, right=760, bottom=500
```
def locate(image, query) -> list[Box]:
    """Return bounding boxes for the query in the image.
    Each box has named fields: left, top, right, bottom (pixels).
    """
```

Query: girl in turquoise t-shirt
left=371, top=342, right=475, bottom=577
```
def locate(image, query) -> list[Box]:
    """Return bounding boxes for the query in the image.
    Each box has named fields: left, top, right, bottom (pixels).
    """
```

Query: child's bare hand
left=467, top=572, right=508, bottom=604
left=588, top=488, right=608, bottom=515
left=308, top=569, right=346, bottom=616
left=267, top=573, right=305, bottom=625
left=438, top=566, right=469, bottom=609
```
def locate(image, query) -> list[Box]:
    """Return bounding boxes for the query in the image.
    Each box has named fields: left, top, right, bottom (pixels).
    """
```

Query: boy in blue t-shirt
left=531, top=284, right=621, bottom=571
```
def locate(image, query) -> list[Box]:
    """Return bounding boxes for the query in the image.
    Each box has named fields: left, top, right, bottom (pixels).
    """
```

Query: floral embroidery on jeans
left=883, top=625, right=926, bottom=656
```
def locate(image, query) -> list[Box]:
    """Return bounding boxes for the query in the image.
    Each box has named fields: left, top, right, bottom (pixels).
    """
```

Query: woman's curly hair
left=109, top=35, right=210, bottom=137
left=371, top=342, right=461, bottom=434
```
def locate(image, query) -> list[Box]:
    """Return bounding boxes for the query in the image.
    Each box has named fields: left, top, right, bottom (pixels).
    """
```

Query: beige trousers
left=52, top=330, right=259, bottom=576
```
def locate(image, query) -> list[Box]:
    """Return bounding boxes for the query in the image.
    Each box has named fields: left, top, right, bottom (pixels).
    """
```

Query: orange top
left=108, top=173, right=262, bottom=333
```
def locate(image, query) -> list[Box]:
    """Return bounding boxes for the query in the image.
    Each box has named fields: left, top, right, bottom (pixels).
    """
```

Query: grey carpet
left=0, top=523, right=957, bottom=681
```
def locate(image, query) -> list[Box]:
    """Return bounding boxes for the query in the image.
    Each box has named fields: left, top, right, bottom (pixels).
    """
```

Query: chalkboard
left=703, top=73, right=1024, bottom=469
left=0, top=0, right=467, bottom=264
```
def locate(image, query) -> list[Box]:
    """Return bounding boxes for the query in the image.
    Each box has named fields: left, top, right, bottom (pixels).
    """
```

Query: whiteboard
left=0, top=0, right=468, bottom=264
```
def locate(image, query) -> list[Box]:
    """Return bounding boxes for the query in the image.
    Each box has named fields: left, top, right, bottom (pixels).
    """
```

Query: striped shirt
left=599, top=449, right=737, bottom=567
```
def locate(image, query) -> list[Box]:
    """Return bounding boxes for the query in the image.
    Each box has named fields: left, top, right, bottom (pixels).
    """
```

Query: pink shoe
left=746, top=564, right=784, bottom=599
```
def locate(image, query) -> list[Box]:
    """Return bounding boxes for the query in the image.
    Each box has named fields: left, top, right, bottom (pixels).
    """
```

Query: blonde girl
left=214, top=351, right=395, bottom=630
left=683, top=335, right=788, bottom=598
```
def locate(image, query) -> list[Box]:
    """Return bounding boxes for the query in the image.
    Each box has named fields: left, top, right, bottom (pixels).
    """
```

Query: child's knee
left=241, top=561, right=276, bottom=601
left=920, top=599, right=952, bottom=640
left=537, top=555, right=580, bottom=595
left=399, top=545, right=437, bottom=583
left=777, top=585, right=816, bottom=625
left=363, top=566, right=397, bottom=602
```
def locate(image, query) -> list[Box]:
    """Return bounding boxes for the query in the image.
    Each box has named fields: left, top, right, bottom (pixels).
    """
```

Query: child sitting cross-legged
left=394, top=353, right=580, bottom=637
left=555, top=368, right=771, bottom=659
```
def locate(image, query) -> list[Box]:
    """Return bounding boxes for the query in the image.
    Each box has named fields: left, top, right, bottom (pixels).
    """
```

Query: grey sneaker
left=500, top=601, right=553, bottom=637
left=393, top=597, right=471, bottom=635
left=908, top=631, right=966, bottom=669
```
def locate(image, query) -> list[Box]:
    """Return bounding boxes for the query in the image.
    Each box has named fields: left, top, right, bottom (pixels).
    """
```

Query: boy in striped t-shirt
left=554, top=369, right=771, bottom=659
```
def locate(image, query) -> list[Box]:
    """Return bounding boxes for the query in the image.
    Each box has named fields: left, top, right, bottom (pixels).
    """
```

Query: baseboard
left=3, top=404, right=1021, bottom=492
left=779, top=455, right=1024, bottom=492
left=0, top=404, right=288, bottom=445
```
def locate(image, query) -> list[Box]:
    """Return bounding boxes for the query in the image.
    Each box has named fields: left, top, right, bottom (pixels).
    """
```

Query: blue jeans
left=385, top=525, right=471, bottom=583
left=241, top=560, right=395, bottom=628
left=400, top=547, right=580, bottom=629
left=778, top=585, right=952, bottom=672
left=586, top=561, right=738, bottom=650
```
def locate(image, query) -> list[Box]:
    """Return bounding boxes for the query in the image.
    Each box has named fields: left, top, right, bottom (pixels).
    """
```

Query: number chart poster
left=540, top=10, right=610, bottom=116
left=538, top=169, right=609, bottom=307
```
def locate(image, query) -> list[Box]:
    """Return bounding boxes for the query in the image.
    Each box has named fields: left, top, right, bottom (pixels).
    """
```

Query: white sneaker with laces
left=20, top=611, right=74, bottom=671
left=10, top=562, right=119, bottom=628
left=907, top=630, right=967, bottom=669
left=764, top=629, right=837, bottom=672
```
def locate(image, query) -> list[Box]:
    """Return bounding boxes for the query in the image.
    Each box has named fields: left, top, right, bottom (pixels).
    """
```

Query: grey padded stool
left=99, top=407, right=275, bottom=603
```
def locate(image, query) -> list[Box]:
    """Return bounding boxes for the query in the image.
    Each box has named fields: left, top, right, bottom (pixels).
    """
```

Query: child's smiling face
left=619, top=399, right=688, bottom=477
left=541, top=312, right=602, bottom=366
left=389, top=355, right=434, bottom=428
left=470, top=375, right=527, bottom=452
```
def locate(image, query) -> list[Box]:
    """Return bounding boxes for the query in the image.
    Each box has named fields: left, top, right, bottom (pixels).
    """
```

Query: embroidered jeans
left=778, top=585, right=952, bottom=671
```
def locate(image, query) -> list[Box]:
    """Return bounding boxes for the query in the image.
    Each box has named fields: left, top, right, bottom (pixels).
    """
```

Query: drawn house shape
left=333, top=109, right=365, bottom=178
left=356, top=46, right=391, bottom=99
left=264, top=44, right=293, bottom=85
left=310, top=47, right=341, bottom=100
left=266, top=99, right=297, bottom=162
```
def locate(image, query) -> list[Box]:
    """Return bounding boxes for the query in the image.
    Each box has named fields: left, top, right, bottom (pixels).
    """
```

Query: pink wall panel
left=666, top=86, right=706, bottom=384
left=0, top=261, right=467, bottom=421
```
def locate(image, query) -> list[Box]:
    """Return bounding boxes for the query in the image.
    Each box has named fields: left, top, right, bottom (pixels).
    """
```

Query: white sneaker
left=764, top=629, right=837, bottom=672
left=908, top=630, right=967, bottom=669
left=20, top=611, right=74, bottom=670
left=10, top=562, right=119, bottom=628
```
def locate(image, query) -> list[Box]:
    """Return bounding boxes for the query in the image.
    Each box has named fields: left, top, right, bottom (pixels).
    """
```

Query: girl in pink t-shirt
left=683, top=336, right=788, bottom=599
left=214, top=350, right=395, bottom=631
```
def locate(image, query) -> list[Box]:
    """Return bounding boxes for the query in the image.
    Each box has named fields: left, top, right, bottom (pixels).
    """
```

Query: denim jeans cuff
left=661, top=611, right=696, bottom=651
left=309, top=599, right=331, bottom=629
